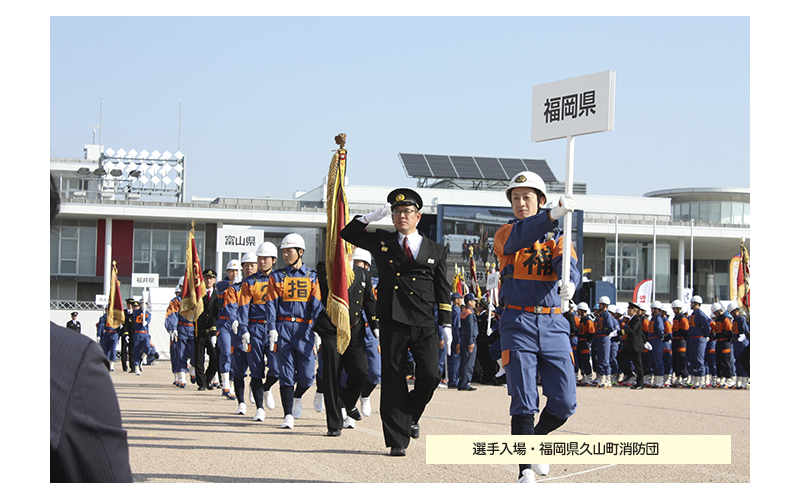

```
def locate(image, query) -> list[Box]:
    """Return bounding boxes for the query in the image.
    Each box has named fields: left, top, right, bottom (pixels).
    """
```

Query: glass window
left=699, top=202, right=709, bottom=222
left=721, top=202, right=732, bottom=223
left=131, top=226, right=205, bottom=279
left=709, top=202, right=721, bottom=223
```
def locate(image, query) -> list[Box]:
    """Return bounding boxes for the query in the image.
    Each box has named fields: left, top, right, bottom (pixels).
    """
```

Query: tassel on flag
left=179, top=221, right=206, bottom=321
left=737, top=237, right=750, bottom=314
left=107, top=261, right=125, bottom=328
left=326, top=134, right=355, bottom=354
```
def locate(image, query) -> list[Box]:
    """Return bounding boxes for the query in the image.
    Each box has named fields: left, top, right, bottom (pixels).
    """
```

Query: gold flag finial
left=334, top=133, right=347, bottom=148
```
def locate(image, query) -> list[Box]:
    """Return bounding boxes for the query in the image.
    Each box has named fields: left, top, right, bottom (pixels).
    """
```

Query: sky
left=49, top=15, right=751, bottom=201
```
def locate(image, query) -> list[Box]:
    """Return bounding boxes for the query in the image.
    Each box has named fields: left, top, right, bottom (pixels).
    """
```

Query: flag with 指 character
left=180, top=222, right=206, bottom=321
left=107, top=261, right=125, bottom=328
left=327, top=134, right=355, bottom=354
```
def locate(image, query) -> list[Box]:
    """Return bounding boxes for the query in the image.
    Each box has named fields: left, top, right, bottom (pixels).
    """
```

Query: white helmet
left=727, top=302, right=739, bottom=313
left=711, top=302, right=723, bottom=314
left=226, top=259, right=241, bottom=271
left=352, top=247, right=372, bottom=264
left=175, top=276, right=184, bottom=293
left=671, top=299, right=684, bottom=310
left=505, top=171, right=547, bottom=203
left=241, top=252, right=258, bottom=264
left=256, top=241, right=278, bottom=258
left=577, top=302, right=590, bottom=312
left=599, top=296, right=611, bottom=305
left=280, top=233, right=306, bottom=250
left=651, top=300, right=663, bottom=311
left=691, top=295, right=703, bottom=305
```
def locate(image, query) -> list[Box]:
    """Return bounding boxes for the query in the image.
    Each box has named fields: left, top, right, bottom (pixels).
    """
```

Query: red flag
left=180, top=221, right=206, bottom=321
left=107, top=261, right=125, bottom=328
left=326, top=135, right=354, bottom=354
left=469, top=246, right=482, bottom=298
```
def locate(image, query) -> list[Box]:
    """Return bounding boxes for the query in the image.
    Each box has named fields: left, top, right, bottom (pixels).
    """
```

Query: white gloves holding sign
left=550, top=194, right=575, bottom=220
left=360, top=202, right=392, bottom=224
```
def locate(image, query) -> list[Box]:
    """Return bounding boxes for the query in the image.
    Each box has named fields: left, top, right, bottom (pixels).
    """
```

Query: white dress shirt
left=398, top=230, right=422, bottom=260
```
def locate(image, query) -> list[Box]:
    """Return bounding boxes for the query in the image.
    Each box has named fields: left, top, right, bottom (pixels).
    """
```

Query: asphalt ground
left=109, top=360, right=751, bottom=489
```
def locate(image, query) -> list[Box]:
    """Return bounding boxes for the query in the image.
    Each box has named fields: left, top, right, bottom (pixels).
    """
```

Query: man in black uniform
left=195, top=269, right=220, bottom=390
left=121, top=299, right=136, bottom=372
left=66, top=312, right=81, bottom=333
left=341, top=188, right=452, bottom=457
left=314, top=254, right=379, bottom=436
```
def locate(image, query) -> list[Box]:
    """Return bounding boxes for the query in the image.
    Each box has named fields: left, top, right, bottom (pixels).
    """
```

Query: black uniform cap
left=387, top=188, right=423, bottom=210
left=203, top=269, right=217, bottom=278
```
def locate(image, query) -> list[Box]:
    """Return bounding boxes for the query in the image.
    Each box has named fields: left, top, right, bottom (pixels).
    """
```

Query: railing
left=50, top=301, right=104, bottom=311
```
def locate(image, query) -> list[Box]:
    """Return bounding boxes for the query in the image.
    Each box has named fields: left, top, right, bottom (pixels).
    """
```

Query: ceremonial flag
left=452, top=263, right=467, bottom=296
left=179, top=221, right=206, bottom=321
left=730, top=238, right=750, bottom=314
left=469, top=247, right=482, bottom=298
left=107, top=261, right=125, bottom=328
left=326, top=134, right=355, bottom=354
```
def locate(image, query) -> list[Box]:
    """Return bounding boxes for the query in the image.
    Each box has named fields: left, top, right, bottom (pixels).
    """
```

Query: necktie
left=403, top=237, right=414, bottom=262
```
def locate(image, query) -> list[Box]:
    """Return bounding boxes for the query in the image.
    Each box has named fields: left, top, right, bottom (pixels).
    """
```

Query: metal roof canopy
left=398, top=153, right=558, bottom=183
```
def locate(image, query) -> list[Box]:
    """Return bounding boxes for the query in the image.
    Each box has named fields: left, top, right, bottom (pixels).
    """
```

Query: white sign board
left=131, top=273, right=159, bottom=288
left=217, top=227, right=263, bottom=253
left=531, top=70, right=616, bottom=142
left=95, top=294, right=108, bottom=306
left=486, top=272, right=499, bottom=291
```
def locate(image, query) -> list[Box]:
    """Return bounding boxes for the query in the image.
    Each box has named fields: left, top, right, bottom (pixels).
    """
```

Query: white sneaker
left=254, top=408, right=265, bottom=422
left=532, top=464, right=550, bottom=476
left=360, top=396, right=372, bottom=417
left=281, top=414, right=295, bottom=429
left=135, top=365, right=141, bottom=375
left=314, top=392, right=324, bottom=412
left=249, top=387, right=255, bottom=404
left=518, top=469, right=535, bottom=483
left=237, top=403, right=247, bottom=415
left=292, top=397, right=303, bottom=418
left=265, top=388, right=275, bottom=410
left=344, top=416, right=356, bottom=429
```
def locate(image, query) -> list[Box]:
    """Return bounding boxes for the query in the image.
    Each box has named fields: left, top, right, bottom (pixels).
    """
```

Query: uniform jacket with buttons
left=341, top=218, right=451, bottom=328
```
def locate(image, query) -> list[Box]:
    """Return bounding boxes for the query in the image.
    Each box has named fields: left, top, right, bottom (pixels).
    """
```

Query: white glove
left=314, top=332, right=322, bottom=350
left=169, top=330, right=178, bottom=342
left=241, top=332, right=250, bottom=350
left=559, top=281, right=576, bottom=301
left=231, top=320, right=239, bottom=334
left=738, top=334, right=747, bottom=342
left=442, top=325, right=453, bottom=355
left=269, top=329, right=279, bottom=351
left=609, top=329, right=618, bottom=338
left=361, top=202, right=392, bottom=224
left=644, top=341, right=652, bottom=351
left=143, top=319, right=148, bottom=328
left=373, top=329, right=380, bottom=341
left=211, top=335, right=217, bottom=348
left=550, top=194, right=575, bottom=220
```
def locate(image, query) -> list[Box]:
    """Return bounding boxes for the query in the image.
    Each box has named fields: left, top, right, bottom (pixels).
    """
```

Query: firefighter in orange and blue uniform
left=493, top=171, right=578, bottom=483
left=266, top=233, right=325, bottom=429
left=165, top=278, right=195, bottom=388
left=131, top=301, right=151, bottom=375
left=728, top=302, right=749, bottom=389
left=216, top=259, right=242, bottom=400
left=575, top=302, right=595, bottom=386
left=711, top=302, right=735, bottom=387
left=687, top=295, right=711, bottom=388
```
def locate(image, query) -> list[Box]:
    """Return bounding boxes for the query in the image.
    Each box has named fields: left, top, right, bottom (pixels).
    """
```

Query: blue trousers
left=687, top=337, right=708, bottom=377
left=594, top=335, right=611, bottom=375
left=500, top=309, right=576, bottom=419
left=217, top=326, right=233, bottom=374
left=101, top=332, right=119, bottom=364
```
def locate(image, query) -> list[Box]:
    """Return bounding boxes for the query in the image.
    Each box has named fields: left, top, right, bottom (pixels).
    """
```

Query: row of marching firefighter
left=568, top=295, right=750, bottom=390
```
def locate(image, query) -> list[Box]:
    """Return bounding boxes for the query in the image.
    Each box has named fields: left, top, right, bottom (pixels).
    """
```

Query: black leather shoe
left=347, top=406, right=362, bottom=421
left=458, top=385, right=477, bottom=391
left=410, top=422, right=420, bottom=439
left=327, top=429, right=341, bottom=437
left=389, top=446, right=406, bottom=456
left=198, top=385, right=206, bottom=391
left=631, top=384, right=644, bottom=390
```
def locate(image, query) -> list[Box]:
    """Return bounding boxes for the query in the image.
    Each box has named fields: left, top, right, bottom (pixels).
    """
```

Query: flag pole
left=561, top=135, right=575, bottom=311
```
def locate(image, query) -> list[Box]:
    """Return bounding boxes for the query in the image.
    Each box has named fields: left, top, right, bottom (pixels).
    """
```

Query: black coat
left=623, top=314, right=647, bottom=353
left=50, top=322, right=132, bottom=482
left=341, top=218, right=450, bottom=328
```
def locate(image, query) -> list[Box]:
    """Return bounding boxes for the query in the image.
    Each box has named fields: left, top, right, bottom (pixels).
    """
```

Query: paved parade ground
left=111, top=361, right=750, bottom=486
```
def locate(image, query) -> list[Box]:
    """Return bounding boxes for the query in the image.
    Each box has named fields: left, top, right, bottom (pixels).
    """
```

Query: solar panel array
left=398, top=153, right=557, bottom=183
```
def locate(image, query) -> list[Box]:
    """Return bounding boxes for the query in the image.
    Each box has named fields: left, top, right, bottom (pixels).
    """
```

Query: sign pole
left=561, top=135, right=575, bottom=311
